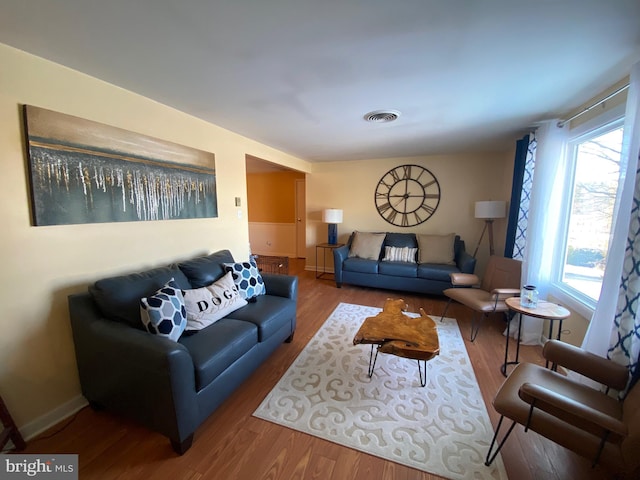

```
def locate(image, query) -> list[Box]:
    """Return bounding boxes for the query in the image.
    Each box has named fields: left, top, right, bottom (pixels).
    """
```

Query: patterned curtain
left=608, top=155, right=640, bottom=392
left=503, top=132, right=544, bottom=345
left=608, top=93, right=640, bottom=392
left=505, top=133, right=537, bottom=259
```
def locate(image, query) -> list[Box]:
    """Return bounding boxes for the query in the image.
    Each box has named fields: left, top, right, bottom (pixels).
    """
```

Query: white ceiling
left=1, top=1, right=639, bottom=163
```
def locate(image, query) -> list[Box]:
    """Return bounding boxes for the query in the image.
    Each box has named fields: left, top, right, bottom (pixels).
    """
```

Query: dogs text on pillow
left=183, top=271, right=247, bottom=331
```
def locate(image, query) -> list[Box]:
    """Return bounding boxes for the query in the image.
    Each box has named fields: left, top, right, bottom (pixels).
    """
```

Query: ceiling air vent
left=363, top=110, right=401, bottom=123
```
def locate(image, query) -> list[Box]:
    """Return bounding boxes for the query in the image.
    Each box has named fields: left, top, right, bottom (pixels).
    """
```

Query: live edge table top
left=504, top=297, right=570, bottom=320
left=353, top=299, right=440, bottom=362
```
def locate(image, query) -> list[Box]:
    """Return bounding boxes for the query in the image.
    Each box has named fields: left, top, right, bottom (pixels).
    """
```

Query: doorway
left=295, top=178, right=306, bottom=258
left=245, top=155, right=306, bottom=258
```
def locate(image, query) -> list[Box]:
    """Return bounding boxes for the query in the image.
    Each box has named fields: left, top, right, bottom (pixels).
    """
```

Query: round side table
left=502, top=297, right=570, bottom=376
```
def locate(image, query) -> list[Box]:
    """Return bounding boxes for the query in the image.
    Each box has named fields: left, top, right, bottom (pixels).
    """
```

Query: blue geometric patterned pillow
left=223, top=258, right=266, bottom=300
left=140, top=278, right=187, bottom=342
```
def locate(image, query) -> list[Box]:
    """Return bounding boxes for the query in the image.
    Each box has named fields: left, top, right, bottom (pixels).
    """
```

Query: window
left=554, top=113, right=624, bottom=312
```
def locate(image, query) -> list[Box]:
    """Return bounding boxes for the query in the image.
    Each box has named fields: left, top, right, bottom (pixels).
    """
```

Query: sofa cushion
left=178, top=250, right=235, bottom=288
left=90, top=266, right=192, bottom=329
left=342, top=257, right=379, bottom=274
left=139, top=279, right=188, bottom=342
left=382, top=246, right=417, bottom=263
left=227, top=295, right=296, bottom=342
left=379, top=261, right=418, bottom=278
left=383, top=232, right=418, bottom=249
left=418, top=263, right=459, bottom=282
left=223, top=257, right=266, bottom=300
left=348, top=231, right=385, bottom=260
left=417, top=233, right=456, bottom=265
left=183, top=271, right=247, bottom=331
left=179, top=318, right=258, bottom=391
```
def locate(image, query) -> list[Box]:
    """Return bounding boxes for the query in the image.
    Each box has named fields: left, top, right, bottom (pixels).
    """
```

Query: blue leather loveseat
left=333, top=232, right=475, bottom=295
left=68, top=249, right=297, bottom=454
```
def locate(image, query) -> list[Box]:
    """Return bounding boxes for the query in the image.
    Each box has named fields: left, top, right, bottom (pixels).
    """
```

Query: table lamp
left=322, top=209, right=343, bottom=245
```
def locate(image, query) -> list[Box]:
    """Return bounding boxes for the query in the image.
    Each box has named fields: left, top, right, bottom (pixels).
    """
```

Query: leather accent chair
left=485, top=340, right=640, bottom=478
left=440, top=255, right=522, bottom=341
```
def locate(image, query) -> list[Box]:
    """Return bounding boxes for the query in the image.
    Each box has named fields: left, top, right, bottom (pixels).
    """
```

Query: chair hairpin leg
left=470, top=312, right=483, bottom=342
left=593, top=431, right=609, bottom=467
left=440, top=298, right=452, bottom=322
left=525, top=400, right=536, bottom=431
left=485, top=415, right=517, bottom=466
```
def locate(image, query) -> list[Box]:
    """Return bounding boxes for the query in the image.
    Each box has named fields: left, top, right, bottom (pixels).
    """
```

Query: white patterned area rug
left=253, top=302, right=508, bottom=480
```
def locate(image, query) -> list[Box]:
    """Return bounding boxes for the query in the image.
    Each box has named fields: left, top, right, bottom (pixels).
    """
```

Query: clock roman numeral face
left=374, top=164, right=441, bottom=227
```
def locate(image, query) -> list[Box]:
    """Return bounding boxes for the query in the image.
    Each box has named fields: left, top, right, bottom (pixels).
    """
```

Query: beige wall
left=0, top=43, right=311, bottom=437
left=305, top=152, right=515, bottom=274
left=546, top=294, right=589, bottom=348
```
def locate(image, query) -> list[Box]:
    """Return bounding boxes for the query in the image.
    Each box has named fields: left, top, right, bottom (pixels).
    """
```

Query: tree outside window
left=561, top=124, right=624, bottom=301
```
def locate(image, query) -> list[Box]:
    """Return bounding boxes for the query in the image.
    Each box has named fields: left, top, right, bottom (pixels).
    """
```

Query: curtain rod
left=557, top=83, right=629, bottom=128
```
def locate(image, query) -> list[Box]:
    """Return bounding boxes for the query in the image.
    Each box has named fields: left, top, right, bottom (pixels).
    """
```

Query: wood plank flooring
left=17, top=259, right=615, bottom=479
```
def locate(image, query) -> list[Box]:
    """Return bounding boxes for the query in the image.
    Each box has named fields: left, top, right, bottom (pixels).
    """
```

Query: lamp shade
left=474, top=201, right=506, bottom=219
left=322, top=209, right=343, bottom=224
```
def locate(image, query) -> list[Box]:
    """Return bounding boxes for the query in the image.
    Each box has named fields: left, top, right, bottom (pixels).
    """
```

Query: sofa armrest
left=457, top=250, right=477, bottom=274
left=68, top=293, right=198, bottom=443
left=543, top=340, right=629, bottom=391
left=333, top=245, right=350, bottom=285
left=261, top=273, right=298, bottom=299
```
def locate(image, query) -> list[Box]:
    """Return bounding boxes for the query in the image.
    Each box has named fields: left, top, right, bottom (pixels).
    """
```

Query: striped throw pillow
left=382, top=246, right=417, bottom=263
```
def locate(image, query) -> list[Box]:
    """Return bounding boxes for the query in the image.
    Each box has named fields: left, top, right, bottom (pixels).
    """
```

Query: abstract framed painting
left=23, top=105, right=218, bottom=226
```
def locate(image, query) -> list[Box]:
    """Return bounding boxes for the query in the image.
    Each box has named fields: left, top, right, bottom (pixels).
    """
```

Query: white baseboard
left=19, top=395, right=88, bottom=443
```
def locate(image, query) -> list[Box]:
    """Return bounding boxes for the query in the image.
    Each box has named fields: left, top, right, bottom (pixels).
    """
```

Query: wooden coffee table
left=353, top=299, right=440, bottom=387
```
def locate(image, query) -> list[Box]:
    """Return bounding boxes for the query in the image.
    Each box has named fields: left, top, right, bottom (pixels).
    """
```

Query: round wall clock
left=374, top=164, right=441, bottom=227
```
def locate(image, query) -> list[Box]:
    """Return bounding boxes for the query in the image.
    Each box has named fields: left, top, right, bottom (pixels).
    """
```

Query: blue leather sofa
left=333, top=232, right=476, bottom=295
left=68, top=249, right=297, bottom=454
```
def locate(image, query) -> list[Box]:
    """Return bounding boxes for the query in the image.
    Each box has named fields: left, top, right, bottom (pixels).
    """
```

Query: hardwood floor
left=18, top=259, right=615, bottom=479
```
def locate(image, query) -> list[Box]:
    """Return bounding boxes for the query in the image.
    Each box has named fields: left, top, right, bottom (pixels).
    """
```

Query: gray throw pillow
left=417, top=233, right=456, bottom=265
left=348, top=232, right=386, bottom=260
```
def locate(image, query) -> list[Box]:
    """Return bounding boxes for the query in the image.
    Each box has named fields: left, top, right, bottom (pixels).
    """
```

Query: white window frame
left=548, top=104, right=626, bottom=320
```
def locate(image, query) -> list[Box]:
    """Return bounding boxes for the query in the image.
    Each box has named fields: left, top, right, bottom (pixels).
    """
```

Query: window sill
left=548, top=283, right=595, bottom=321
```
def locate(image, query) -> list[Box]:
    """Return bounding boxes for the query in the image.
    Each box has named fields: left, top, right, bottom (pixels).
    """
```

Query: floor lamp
left=473, top=201, right=506, bottom=257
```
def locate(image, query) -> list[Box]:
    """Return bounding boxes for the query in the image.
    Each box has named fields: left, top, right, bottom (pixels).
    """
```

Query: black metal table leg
left=501, top=312, right=523, bottom=377
left=417, top=359, right=427, bottom=387
left=367, top=344, right=379, bottom=378
left=367, top=346, right=428, bottom=387
left=546, top=318, right=564, bottom=370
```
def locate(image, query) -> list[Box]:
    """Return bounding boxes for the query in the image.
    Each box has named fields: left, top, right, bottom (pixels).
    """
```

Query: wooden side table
left=0, top=395, right=25, bottom=451
left=502, top=297, right=570, bottom=376
left=315, top=243, right=344, bottom=279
